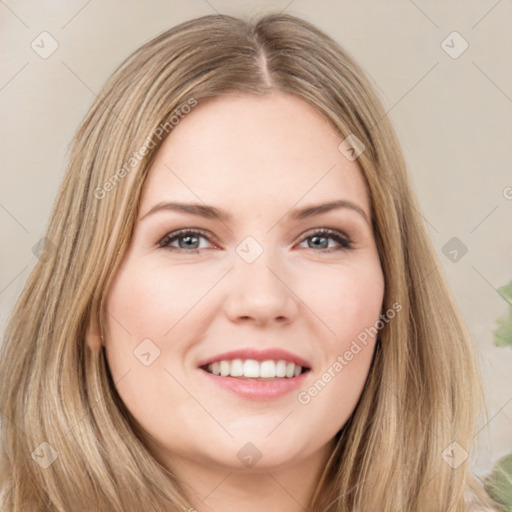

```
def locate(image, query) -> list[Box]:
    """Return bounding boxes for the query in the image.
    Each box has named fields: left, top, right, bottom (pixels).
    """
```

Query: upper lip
left=197, top=348, right=312, bottom=369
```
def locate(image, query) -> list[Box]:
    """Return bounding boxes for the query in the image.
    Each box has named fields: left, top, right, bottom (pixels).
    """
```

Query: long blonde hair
left=0, top=12, right=495, bottom=511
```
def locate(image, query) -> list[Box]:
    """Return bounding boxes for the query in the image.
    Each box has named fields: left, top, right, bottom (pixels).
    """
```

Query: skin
left=98, top=92, right=385, bottom=511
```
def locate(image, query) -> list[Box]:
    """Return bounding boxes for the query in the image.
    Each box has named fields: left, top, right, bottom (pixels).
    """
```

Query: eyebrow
left=140, top=199, right=369, bottom=225
left=287, top=199, right=369, bottom=224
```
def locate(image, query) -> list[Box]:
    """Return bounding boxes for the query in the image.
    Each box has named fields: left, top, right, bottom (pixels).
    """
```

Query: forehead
left=139, top=92, right=370, bottom=218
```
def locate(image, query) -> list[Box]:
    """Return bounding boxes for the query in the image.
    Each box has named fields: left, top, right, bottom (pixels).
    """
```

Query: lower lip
left=198, top=368, right=310, bottom=400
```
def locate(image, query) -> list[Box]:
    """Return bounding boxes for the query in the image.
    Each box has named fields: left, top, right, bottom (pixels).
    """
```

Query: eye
left=297, top=228, right=353, bottom=253
left=158, top=229, right=216, bottom=254
left=158, top=228, right=353, bottom=255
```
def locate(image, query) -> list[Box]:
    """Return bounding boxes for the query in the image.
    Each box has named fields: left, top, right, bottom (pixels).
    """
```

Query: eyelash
left=157, top=228, right=353, bottom=255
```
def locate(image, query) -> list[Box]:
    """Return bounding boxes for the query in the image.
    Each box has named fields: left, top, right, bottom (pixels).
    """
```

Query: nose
left=223, top=248, right=300, bottom=327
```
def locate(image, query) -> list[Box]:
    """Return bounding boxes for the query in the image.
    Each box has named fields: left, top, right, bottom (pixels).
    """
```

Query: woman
left=0, top=12, right=496, bottom=512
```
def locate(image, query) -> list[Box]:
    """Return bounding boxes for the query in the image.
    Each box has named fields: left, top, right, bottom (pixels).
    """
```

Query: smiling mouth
left=200, top=359, right=310, bottom=379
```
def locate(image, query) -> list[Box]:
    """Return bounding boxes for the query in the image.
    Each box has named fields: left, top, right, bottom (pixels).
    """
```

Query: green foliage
left=494, top=281, right=512, bottom=348
left=487, top=281, right=512, bottom=510
left=485, top=454, right=512, bottom=512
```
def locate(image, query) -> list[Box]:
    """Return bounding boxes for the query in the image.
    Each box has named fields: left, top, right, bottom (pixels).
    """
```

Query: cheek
left=101, top=258, right=174, bottom=386
left=101, top=259, right=197, bottom=431
left=102, top=257, right=221, bottom=399
left=302, top=257, right=385, bottom=347
left=105, top=258, right=218, bottom=341
left=296, top=259, right=384, bottom=423
left=102, top=247, right=385, bottom=446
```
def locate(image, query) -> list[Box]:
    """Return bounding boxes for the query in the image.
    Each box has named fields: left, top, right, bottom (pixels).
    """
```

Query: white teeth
left=211, top=361, right=221, bottom=375
left=243, top=359, right=260, bottom=378
left=230, top=359, right=243, bottom=377
left=275, top=360, right=287, bottom=377
left=259, top=360, right=275, bottom=378
left=205, top=358, right=305, bottom=379
left=219, top=360, right=230, bottom=377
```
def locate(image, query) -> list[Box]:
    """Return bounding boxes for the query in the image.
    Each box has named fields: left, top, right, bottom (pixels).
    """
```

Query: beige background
left=1, top=0, right=511, bottom=478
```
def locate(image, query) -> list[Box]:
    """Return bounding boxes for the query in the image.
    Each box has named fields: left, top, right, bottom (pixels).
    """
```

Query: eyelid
left=157, top=228, right=217, bottom=249
left=157, top=226, right=353, bottom=253
left=297, top=227, right=353, bottom=250
left=298, top=227, right=350, bottom=241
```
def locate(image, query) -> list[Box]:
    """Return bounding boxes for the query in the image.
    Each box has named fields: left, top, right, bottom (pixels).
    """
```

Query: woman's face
left=103, top=92, right=385, bottom=473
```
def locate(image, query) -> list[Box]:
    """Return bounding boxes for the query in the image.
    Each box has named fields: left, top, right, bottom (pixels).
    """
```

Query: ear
left=86, top=303, right=103, bottom=352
